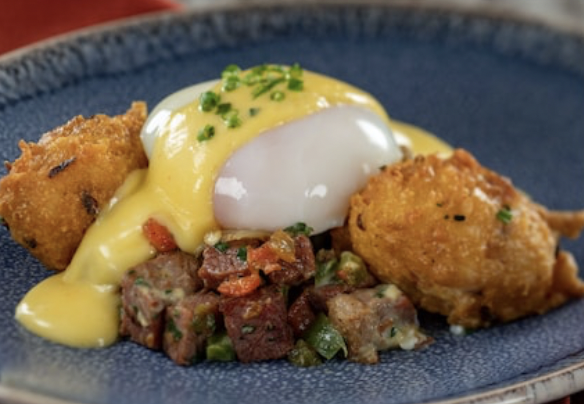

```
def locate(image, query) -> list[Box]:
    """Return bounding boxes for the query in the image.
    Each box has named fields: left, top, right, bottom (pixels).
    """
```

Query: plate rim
left=1, top=0, right=583, bottom=109
left=0, top=1, right=583, bottom=404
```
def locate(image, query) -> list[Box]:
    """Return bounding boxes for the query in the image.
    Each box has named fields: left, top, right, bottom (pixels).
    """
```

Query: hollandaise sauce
left=15, top=64, right=451, bottom=348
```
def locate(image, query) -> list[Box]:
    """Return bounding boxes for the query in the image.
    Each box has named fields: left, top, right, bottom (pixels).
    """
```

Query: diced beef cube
left=287, top=287, right=316, bottom=338
left=119, top=305, right=164, bottom=350
left=327, top=284, right=431, bottom=364
left=221, top=285, right=294, bottom=362
left=198, top=242, right=252, bottom=290
left=119, top=251, right=203, bottom=349
left=270, top=235, right=316, bottom=286
left=163, top=291, right=220, bottom=365
left=308, top=284, right=353, bottom=314
left=249, top=234, right=316, bottom=286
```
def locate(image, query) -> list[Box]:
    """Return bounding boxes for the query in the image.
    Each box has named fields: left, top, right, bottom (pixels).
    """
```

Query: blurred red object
left=0, top=0, right=182, bottom=55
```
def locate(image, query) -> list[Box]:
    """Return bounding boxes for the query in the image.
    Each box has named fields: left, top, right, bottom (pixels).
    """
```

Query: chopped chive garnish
left=222, top=64, right=241, bottom=78
left=134, top=277, right=150, bottom=287
left=288, top=62, right=303, bottom=78
left=236, top=246, right=247, bottom=261
left=198, top=64, right=305, bottom=137
left=216, top=103, right=232, bottom=116
left=197, top=124, right=215, bottom=142
left=199, top=91, right=221, bottom=112
left=223, top=110, right=241, bottom=128
left=252, top=77, right=285, bottom=99
left=251, top=64, right=268, bottom=75
left=214, top=241, right=229, bottom=253
left=242, top=71, right=261, bottom=86
left=268, top=64, right=285, bottom=74
left=287, top=77, right=303, bottom=91
left=284, top=222, right=314, bottom=237
left=167, top=318, right=183, bottom=341
left=222, top=76, right=240, bottom=92
left=496, top=206, right=513, bottom=224
left=270, top=91, right=285, bottom=101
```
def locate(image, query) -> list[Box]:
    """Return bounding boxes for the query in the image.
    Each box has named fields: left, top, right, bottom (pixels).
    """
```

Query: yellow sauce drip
left=391, top=120, right=452, bottom=157
left=15, top=273, right=119, bottom=348
left=15, top=68, right=453, bottom=348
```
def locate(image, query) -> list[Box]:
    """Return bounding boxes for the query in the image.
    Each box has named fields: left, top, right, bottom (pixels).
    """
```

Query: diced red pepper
left=247, top=245, right=283, bottom=274
left=217, top=270, right=262, bottom=297
left=142, top=217, right=178, bottom=253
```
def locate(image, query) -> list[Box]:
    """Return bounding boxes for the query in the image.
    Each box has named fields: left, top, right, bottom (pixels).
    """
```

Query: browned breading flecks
left=0, top=102, right=148, bottom=271
left=346, top=149, right=584, bottom=329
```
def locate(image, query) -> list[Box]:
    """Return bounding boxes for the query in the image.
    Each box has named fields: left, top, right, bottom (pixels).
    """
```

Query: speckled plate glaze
left=1, top=1, right=584, bottom=404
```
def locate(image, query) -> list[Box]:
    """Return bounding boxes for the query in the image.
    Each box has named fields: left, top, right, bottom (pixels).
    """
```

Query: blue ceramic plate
left=1, top=2, right=583, bottom=404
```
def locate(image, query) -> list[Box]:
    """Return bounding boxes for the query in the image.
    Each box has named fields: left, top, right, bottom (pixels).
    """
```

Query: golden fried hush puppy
left=0, top=102, right=148, bottom=271
left=347, top=149, right=584, bottom=329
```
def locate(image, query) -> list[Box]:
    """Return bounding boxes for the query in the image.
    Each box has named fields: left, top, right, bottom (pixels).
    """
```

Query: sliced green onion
left=249, top=107, right=261, bottom=117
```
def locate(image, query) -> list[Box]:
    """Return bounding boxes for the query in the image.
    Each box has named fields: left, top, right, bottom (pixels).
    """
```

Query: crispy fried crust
left=0, top=102, right=148, bottom=270
left=347, top=149, right=584, bottom=328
